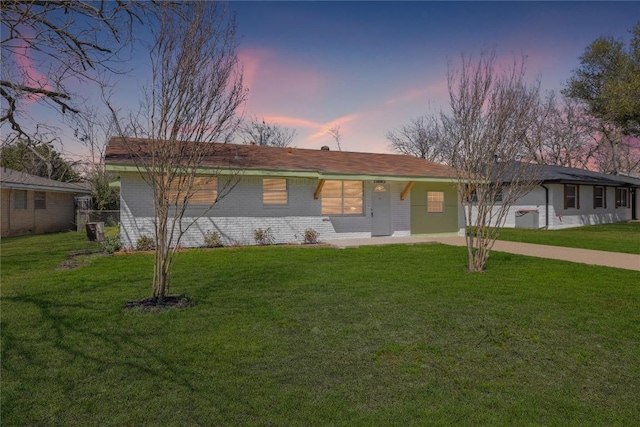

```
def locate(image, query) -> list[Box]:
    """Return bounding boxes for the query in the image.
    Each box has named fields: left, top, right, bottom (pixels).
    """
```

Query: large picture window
left=168, top=176, right=217, bottom=205
left=321, top=180, right=363, bottom=215
left=34, top=191, right=46, bottom=209
left=564, top=184, right=579, bottom=209
left=593, top=186, right=606, bottom=209
left=615, top=188, right=629, bottom=208
left=14, top=190, right=27, bottom=210
left=263, top=178, right=288, bottom=205
left=427, top=191, right=444, bottom=213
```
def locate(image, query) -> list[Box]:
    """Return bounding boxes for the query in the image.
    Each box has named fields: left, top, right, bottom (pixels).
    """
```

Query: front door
left=371, top=183, right=392, bottom=236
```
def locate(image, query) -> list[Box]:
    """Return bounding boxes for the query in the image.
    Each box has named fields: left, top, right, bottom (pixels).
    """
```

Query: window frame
left=34, top=191, right=46, bottom=210
left=593, top=186, right=606, bottom=209
left=168, top=176, right=218, bottom=205
left=427, top=191, right=445, bottom=213
left=321, top=180, right=364, bottom=216
left=615, top=187, right=629, bottom=208
left=564, top=184, right=579, bottom=210
left=263, top=178, right=288, bottom=206
left=14, top=189, right=27, bottom=210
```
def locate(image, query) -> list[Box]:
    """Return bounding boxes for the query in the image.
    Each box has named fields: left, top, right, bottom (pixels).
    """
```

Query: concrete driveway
left=322, top=236, right=640, bottom=271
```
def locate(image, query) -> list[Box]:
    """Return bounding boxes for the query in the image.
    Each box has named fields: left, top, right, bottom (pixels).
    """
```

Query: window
left=593, top=186, right=606, bottom=209
left=615, top=188, right=629, bottom=208
left=34, top=191, right=46, bottom=209
left=427, top=191, right=444, bottom=213
left=263, top=178, right=288, bottom=205
left=168, top=176, right=217, bottom=205
left=14, top=190, right=27, bottom=210
left=321, top=180, right=363, bottom=215
left=564, top=184, right=579, bottom=209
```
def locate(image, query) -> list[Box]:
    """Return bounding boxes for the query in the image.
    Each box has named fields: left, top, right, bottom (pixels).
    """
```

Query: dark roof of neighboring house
left=536, top=164, right=640, bottom=187
left=104, top=137, right=457, bottom=180
left=498, top=162, right=640, bottom=187
left=0, top=168, right=92, bottom=194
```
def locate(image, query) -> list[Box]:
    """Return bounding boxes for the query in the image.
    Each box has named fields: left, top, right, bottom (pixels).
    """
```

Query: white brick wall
left=466, top=184, right=633, bottom=230
left=118, top=172, right=413, bottom=248
left=548, top=183, right=631, bottom=229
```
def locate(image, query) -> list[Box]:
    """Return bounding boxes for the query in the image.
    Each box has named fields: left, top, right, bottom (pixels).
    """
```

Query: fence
left=76, top=210, right=120, bottom=232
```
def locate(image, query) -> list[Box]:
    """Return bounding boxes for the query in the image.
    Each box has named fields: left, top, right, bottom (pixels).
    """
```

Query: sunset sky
left=6, top=1, right=640, bottom=160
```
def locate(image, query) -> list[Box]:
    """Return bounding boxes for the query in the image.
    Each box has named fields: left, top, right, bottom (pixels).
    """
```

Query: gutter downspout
left=541, top=184, right=549, bottom=229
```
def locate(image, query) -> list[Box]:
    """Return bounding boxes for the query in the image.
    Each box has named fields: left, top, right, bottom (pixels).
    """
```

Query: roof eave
left=105, top=163, right=457, bottom=182
left=1, top=182, right=92, bottom=194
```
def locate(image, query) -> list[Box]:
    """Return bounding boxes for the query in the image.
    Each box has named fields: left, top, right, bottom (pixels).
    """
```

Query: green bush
left=203, top=230, right=223, bottom=248
left=254, top=228, right=275, bottom=245
left=101, top=235, right=122, bottom=254
left=303, top=228, right=319, bottom=244
left=136, top=235, right=156, bottom=251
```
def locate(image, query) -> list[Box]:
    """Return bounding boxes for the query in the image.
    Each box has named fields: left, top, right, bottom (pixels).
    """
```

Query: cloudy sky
left=6, top=1, right=639, bottom=159
left=231, top=1, right=638, bottom=153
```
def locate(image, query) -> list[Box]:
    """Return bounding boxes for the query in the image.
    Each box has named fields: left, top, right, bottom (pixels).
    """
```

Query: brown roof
left=105, top=137, right=456, bottom=180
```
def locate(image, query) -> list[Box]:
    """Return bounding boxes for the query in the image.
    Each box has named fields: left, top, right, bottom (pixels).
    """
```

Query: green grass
left=496, top=222, right=640, bottom=254
left=2, top=231, right=640, bottom=426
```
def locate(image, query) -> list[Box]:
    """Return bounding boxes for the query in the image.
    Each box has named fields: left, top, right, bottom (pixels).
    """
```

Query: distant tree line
left=388, top=21, right=640, bottom=175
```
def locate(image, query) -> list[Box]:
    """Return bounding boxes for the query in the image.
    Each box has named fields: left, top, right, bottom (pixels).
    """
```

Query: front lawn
left=497, top=222, right=640, bottom=254
left=2, top=232, right=639, bottom=425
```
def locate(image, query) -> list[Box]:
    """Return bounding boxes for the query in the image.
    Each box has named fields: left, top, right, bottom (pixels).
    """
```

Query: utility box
left=515, top=210, right=539, bottom=229
left=86, top=222, right=105, bottom=242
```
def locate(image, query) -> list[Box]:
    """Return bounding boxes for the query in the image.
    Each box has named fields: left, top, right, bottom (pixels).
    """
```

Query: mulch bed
left=124, top=294, right=195, bottom=313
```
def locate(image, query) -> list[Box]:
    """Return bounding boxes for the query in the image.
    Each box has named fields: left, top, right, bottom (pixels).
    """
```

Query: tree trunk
left=153, top=202, right=170, bottom=303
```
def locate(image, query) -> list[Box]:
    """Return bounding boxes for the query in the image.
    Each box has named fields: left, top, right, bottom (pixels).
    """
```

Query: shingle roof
left=104, top=137, right=457, bottom=180
left=0, top=168, right=92, bottom=193
left=537, top=164, right=640, bottom=187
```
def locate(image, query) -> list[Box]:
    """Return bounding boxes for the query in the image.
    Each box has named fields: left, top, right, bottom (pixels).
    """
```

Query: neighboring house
left=473, top=164, right=640, bottom=230
left=104, top=137, right=463, bottom=248
left=1, top=168, right=92, bottom=237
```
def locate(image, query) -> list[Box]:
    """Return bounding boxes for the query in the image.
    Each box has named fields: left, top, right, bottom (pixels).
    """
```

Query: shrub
left=136, top=235, right=156, bottom=251
left=303, top=228, right=319, bottom=244
left=254, top=228, right=275, bottom=245
left=229, top=239, right=244, bottom=248
left=101, top=235, right=123, bottom=254
left=203, top=230, right=223, bottom=248
left=105, top=217, right=118, bottom=227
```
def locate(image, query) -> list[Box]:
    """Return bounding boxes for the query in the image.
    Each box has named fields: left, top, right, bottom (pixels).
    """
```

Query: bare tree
left=1, top=1, right=167, bottom=141
left=327, top=124, right=343, bottom=151
left=108, top=2, right=246, bottom=303
left=240, top=116, right=297, bottom=147
left=524, top=92, right=597, bottom=169
left=70, top=106, right=118, bottom=168
left=70, top=107, right=121, bottom=210
left=593, top=129, right=640, bottom=174
left=386, top=115, right=448, bottom=162
left=442, top=51, right=542, bottom=272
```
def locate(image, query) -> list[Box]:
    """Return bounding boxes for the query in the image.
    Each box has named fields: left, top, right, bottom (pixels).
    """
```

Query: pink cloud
left=13, top=38, right=51, bottom=102
left=237, top=47, right=274, bottom=93
left=261, top=113, right=359, bottom=142
left=238, top=46, right=325, bottom=108
left=307, top=114, right=359, bottom=140
left=263, top=115, right=322, bottom=129
left=385, top=79, right=449, bottom=107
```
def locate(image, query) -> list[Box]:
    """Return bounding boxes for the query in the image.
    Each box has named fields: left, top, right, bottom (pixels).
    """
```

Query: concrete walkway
left=322, top=236, right=640, bottom=271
